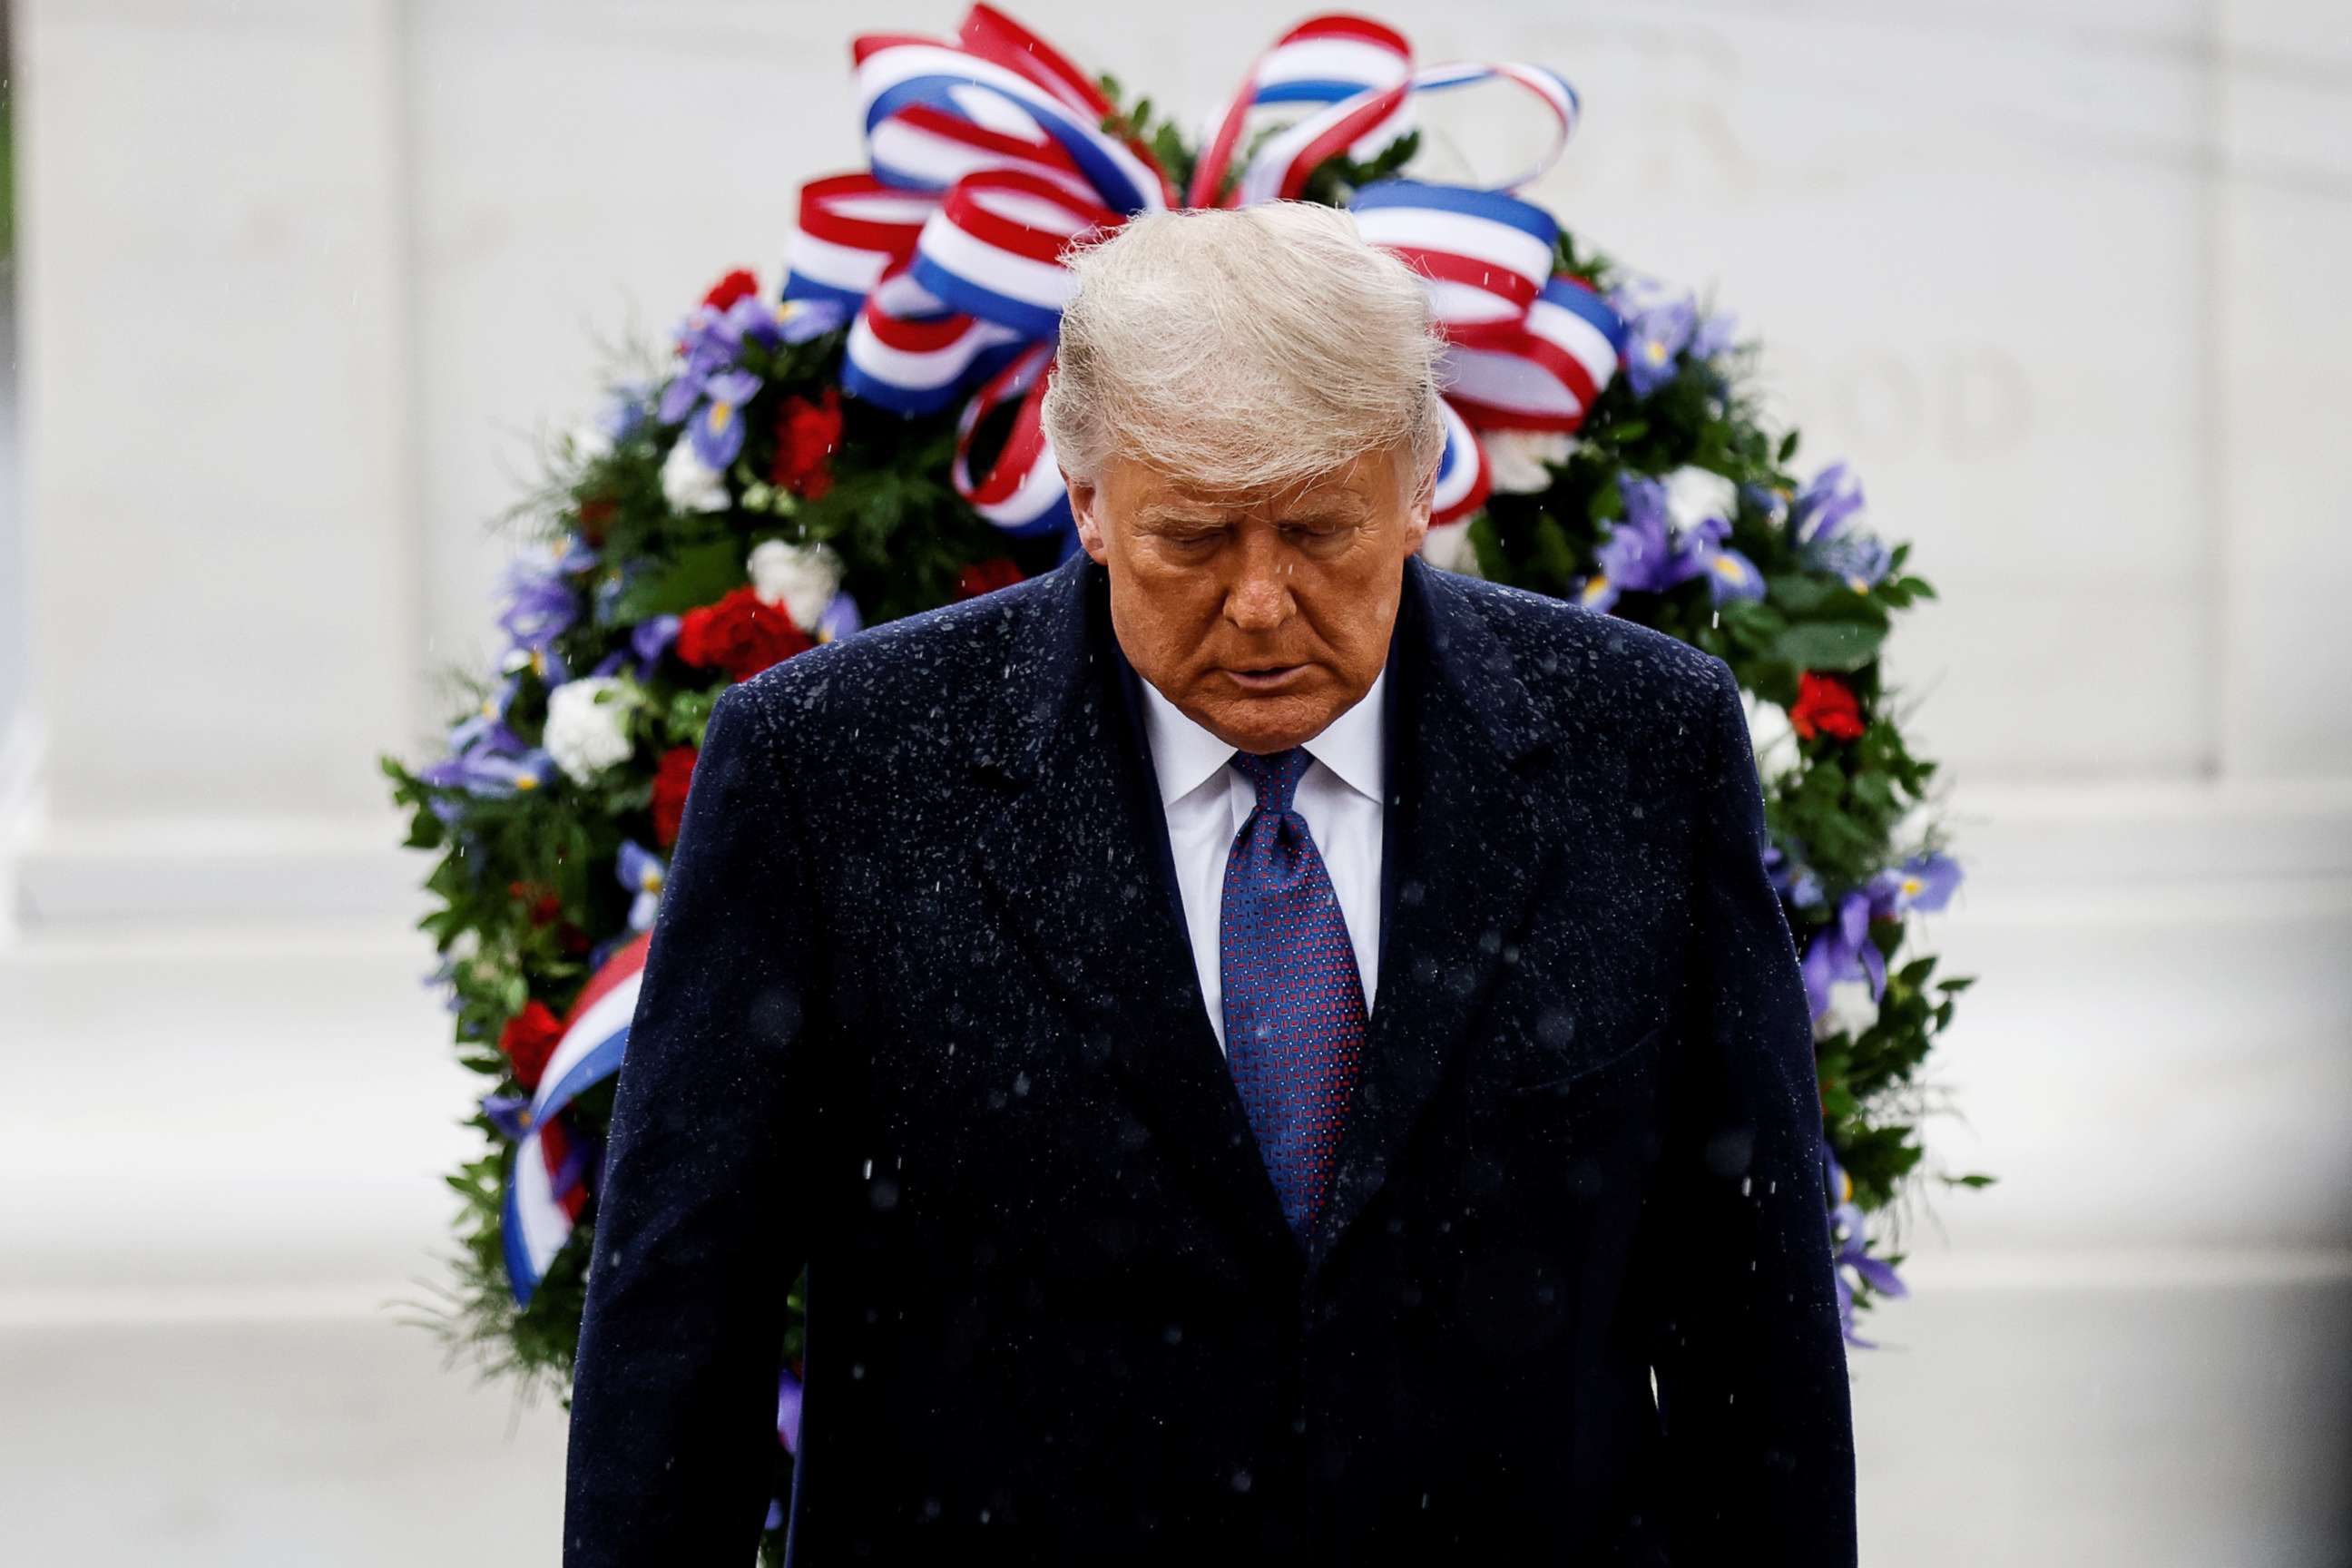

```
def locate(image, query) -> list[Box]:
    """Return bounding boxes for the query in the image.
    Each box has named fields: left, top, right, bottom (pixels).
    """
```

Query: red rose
left=701, top=269, right=760, bottom=312
left=1789, top=671, right=1866, bottom=741
left=956, top=557, right=1024, bottom=600
left=769, top=386, right=843, bottom=500
left=676, top=584, right=815, bottom=683
left=652, top=745, right=699, bottom=848
left=499, top=1001, right=564, bottom=1092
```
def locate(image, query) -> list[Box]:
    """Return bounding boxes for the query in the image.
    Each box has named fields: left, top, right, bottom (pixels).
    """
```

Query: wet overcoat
left=564, top=553, right=1857, bottom=1565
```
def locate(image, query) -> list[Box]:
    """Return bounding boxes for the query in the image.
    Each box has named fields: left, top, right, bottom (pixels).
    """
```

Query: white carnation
left=748, top=539, right=843, bottom=632
left=1662, top=465, right=1739, bottom=532
left=1743, top=690, right=1798, bottom=783
left=1483, top=430, right=1578, bottom=495
left=543, top=677, right=635, bottom=785
left=1814, top=980, right=1880, bottom=1043
left=660, top=440, right=730, bottom=514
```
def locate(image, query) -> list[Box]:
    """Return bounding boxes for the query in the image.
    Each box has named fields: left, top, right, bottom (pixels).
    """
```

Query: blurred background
left=1, top=0, right=2347, bottom=1563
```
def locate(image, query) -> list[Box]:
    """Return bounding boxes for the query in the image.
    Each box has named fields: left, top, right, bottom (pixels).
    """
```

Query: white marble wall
left=14, top=0, right=416, bottom=823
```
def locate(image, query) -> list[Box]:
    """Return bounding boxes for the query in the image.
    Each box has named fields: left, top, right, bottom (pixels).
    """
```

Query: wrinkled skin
left=1068, top=445, right=1435, bottom=754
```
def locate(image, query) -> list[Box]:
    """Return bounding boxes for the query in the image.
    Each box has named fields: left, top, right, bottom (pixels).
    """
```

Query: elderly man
left=564, top=203, right=1857, bottom=1565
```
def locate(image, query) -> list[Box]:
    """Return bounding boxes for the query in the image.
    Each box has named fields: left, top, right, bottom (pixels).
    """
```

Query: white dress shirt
left=1138, top=671, right=1387, bottom=1054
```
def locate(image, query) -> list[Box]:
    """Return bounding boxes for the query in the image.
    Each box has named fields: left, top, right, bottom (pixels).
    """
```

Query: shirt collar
left=1136, top=664, right=1388, bottom=808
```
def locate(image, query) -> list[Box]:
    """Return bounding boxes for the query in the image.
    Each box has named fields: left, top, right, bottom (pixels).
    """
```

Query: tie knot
left=1230, top=747, right=1312, bottom=816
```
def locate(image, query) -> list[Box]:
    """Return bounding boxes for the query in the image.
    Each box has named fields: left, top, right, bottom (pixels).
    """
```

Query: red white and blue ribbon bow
left=503, top=934, right=650, bottom=1306
left=782, top=5, right=1624, bottom=540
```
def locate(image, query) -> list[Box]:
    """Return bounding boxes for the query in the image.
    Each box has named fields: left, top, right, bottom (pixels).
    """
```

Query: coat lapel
left=966, top=559, right=1298, bottom=1272
left=1308, top=557, right=1562, bottom=1269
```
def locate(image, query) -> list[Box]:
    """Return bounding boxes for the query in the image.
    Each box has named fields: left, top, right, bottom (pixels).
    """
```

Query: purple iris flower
left=718, top=293, right=787, bottom=355
left=1583, top=475, right=1696, bottom=611
left=617, top=840, right=667, bottom=931
left=657, top=355, right=717, bottom=426
left=1822, top=1146, right=1907, bottom=1348
left=1799, top=852, right=1965, bottom=1014
left=498, top=545, right=591, bottom=652
left=663, top=293, right=791, bottom=407
left=1808, top=531, right=1892, bottom=593
left=1621, top=297, right=1696, bottom=398
left=1869, top=851, right=1963, bottom=917
left=816, top=591, right=863, bottom=643
left=631, top=612, right=681, bottom=676
left=779, top=298, right=849, bottom=344
left=482, top=1092, right=534, bottom=1141
left=1791, top=462, right=1866, bottom=545
left=420, top=747, right=559, bottom=799
left=690, top=368, right=762, bottom=470
left=446, top=678, right=524, bottom=756
left=1801, top=888, right=1885, bottom=1018
left=1580, top=475, right=1762, bottom=611
left=1684, top=516, right=1767, bottom=605
left=514, top=644, right=570, bottom=687
left=658, top=317, right=743, bottom=426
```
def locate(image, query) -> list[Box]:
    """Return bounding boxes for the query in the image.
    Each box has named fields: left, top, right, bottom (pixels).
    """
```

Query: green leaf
left=608, top=538, right=746, bottom=622
left=1769, top=619, right=1886, bottom=671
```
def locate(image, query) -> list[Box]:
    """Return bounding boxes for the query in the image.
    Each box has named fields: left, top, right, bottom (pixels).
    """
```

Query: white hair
left=1040, top=201, right=1447, bottom=499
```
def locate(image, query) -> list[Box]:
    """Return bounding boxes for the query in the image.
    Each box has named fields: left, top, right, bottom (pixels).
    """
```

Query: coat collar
left=966, top=554, right=1562, bottom=1271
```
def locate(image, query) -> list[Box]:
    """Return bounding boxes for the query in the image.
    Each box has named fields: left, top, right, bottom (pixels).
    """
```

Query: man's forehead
left=1117, top=452, right=1388, bottom=517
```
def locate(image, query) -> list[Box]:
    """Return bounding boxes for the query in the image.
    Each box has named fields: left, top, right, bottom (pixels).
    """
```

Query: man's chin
left=1191, top=691, right=1338, bottom=755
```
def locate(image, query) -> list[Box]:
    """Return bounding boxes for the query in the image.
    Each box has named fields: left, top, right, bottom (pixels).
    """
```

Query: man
left=564, top=202, right=1857, bottom=1565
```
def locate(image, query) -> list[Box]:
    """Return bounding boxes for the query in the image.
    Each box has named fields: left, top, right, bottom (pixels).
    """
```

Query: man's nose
left=1223, top=533, right=1295, bottom=634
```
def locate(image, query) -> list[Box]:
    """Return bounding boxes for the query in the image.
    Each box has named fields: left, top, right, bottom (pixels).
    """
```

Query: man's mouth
left=1222, top=664, right=1309, bottom=691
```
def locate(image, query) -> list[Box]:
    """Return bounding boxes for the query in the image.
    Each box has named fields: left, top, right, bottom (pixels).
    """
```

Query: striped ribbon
left=780, top=3, right=1624, bottom=535
left=503, top=934, right=650, bottom=1307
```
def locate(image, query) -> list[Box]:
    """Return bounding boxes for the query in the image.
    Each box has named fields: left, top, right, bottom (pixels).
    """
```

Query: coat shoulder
left=714, top=575, right=1049, bottom=738
left=722, top=568, right=1064, bottom=776
left=1423, top=565, right=1735, bottom=740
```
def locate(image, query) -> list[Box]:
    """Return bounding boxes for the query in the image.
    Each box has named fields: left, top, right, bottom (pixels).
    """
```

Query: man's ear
left=1063, top=468, right=1111, bottom=564
left=1401, top=442, right=1437, bottom=553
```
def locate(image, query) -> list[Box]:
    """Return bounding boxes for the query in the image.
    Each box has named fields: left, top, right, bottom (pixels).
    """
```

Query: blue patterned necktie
left=1220, top=747, right=1369, bottom=1240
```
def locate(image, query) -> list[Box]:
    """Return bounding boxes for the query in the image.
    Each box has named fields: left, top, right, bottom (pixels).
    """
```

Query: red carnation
left=701, top=269, right=761, bottom=312
left=956, top=557, right=1024, bottom=600
left=499, top=1001, right=564, bottom=1093
left=769, top=386, right=844, bottom=500
left=1790, top=671, right=1866, bottom=741
left=676, top=585, right=815, bottom=683
left=652, top=745, right=699, bottom=848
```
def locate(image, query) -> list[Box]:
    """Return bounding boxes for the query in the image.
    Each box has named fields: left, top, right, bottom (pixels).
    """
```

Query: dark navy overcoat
left=563, top=553, right=1857, bottom=1565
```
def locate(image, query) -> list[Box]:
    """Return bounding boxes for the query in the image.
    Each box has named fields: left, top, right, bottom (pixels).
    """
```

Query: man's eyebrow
left=1135, top=506, right=1235, bottom=527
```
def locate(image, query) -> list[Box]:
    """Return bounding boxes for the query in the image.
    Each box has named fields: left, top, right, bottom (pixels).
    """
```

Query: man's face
left=1067, top=444, right=1433, bottom=754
